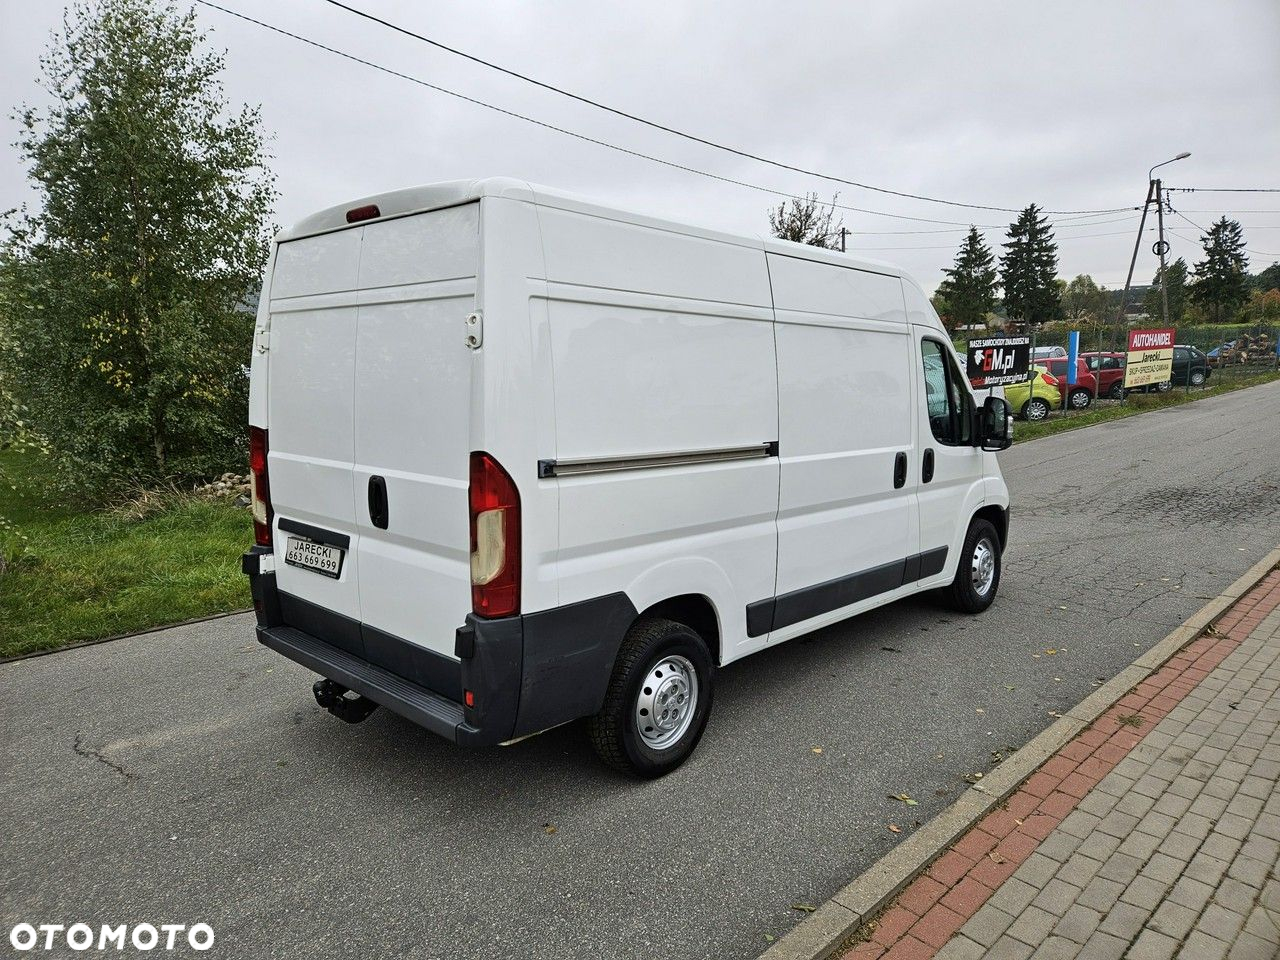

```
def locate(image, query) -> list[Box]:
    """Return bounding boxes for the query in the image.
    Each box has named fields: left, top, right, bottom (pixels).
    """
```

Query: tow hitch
left=312, top=679, right=379, bottom=724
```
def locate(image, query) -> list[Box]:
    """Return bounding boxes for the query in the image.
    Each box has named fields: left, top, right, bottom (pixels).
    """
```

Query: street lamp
left=1149, top=152, right=1191, bottom=327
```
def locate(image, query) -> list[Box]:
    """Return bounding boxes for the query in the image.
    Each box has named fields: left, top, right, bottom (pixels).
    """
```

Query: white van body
left=244, top=178, right=1010, bottom=772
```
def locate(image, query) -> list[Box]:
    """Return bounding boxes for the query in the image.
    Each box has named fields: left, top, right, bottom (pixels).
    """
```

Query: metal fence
left=1003, top=323, right=1280, bottom=425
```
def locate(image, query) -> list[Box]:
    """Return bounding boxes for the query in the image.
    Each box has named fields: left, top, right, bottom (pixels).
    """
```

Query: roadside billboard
left=967, top=336, right=1031, bottom=387
left=1123, top=328, right=1175, bottom=388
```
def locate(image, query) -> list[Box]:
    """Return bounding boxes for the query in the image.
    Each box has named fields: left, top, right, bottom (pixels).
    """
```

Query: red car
left=1033, top=357, right=1099, bottom=409
left=1080, top=352, right=1127, bottom=400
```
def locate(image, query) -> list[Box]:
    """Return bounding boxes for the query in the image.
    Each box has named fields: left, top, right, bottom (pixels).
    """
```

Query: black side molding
left=746, top=546, right=950, bottom=637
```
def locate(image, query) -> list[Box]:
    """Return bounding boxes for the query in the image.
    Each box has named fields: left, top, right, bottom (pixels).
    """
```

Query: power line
left=195, top=1, right=1132, bottom=229
left=1168, top=210, right=1280, bottom=260
left=850, top=227, right=1153, bottom=253
left=847, top=213, right=1140, bottom=237
left=1166, top=187, right=1280, bottom=194
left=315, top=0, right=1134, bottom=217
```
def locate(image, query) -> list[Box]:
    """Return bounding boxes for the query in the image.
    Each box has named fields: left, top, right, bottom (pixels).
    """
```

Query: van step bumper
left=258, top=624, right=471, bottom=743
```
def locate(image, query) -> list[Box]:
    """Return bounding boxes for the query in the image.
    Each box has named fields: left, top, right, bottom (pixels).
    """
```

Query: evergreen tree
left=937, top=227, right=998, bottom=328
left=999, top=204, right=1060, bottom=329
left=3, top=0, right=276, bottom=493
left=1190, top=218, right=1250, bottom=323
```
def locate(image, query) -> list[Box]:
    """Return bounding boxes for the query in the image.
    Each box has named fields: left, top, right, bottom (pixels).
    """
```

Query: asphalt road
left=3, top=381, right=1279, bottom=960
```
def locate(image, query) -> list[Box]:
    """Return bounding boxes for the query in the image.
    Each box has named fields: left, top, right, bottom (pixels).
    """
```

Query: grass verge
left=0, top=450, right=251, bottom=659
left=1014, top=370, right=1280, bottom=442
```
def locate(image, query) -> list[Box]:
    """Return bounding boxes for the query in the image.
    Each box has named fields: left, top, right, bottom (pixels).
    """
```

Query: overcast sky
left=3, top=0, right=1278, bottom=291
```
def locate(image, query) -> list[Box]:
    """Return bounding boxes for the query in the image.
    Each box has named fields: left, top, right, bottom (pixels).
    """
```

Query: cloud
left=2, top=0, right=1278, bottom=289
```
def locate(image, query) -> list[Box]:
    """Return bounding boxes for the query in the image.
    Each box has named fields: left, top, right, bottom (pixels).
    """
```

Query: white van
left=243, top=178, right=1013, bottom=776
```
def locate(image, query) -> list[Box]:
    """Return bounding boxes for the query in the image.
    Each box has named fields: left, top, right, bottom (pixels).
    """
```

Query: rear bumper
left=243, top=548, right=636, bottom=747
left=258, top=622, right=473, bottom=743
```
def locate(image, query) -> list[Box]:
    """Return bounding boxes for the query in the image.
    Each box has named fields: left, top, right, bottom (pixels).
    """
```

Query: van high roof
left=276, top=176, right=906, bottom=281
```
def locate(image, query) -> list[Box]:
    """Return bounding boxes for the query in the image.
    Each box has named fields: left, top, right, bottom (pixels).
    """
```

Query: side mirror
left=978, top=395, right=1013, bottom=451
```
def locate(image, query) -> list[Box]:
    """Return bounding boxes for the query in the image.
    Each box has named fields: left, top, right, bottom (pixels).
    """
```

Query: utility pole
left=1115, top=180, right=1155, bottom=326
left=1155, top=179, right=1171, bottom=326
left=839, top=227, right=848, bottom=253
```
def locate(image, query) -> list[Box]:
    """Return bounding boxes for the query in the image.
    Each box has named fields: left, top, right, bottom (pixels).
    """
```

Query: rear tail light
left=249, top=426, right=273, bottom=547
left=1041, top=372, right=1059, bottom=386
left=468, top=451, right=520, bottom=618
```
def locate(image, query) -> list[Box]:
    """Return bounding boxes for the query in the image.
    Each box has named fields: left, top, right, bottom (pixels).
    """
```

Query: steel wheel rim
left=971, top=538, right=996, bottom=596
left=634, top=654, right=698, bottom=750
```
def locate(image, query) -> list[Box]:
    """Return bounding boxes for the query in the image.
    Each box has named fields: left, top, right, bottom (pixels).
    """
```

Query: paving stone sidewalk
left=844, top=569, right=1280, bottom=960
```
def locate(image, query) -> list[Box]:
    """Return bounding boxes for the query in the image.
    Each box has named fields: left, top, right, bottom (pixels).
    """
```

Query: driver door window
left=920, top=339, right=972, bottom=445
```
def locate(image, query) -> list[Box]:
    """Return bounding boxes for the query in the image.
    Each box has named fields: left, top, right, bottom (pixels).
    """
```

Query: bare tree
left=768, top=193, right=844, bottom=249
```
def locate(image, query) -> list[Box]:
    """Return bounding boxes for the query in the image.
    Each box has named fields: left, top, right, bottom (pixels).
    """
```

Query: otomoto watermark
left=8, top=923, right=214, bottom=952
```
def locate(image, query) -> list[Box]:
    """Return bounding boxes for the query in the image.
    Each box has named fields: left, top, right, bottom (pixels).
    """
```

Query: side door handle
left=922, top=448, right=935, bottom=484
left=893, top=451, right=907, bottom=489
left=367, top=475, right=389, bottom=529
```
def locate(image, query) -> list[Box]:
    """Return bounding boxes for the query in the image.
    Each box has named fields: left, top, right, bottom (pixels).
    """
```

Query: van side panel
left=533, top=206, right=779, bottom=661
left=266, top=229, right=364, bottom=624
left=765, top=253, right=921, bottom=645
left=352, top=204, right=479, bottom=662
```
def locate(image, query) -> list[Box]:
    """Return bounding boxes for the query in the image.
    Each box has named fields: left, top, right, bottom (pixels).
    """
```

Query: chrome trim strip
left=539, top=442, right=777, bottom=479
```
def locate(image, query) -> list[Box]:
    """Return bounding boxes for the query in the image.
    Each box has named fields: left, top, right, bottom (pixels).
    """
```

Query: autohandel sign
left=1123, top=328, right=1175, bottom=388
left=967, top=336, right=1031, bottom=387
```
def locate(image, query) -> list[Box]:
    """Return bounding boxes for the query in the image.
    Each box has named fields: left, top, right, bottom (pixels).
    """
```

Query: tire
left=1069, top=388, right=1091, bottom=409
left=1108, top=382, right=1124, bottom=400
left=1155, top=380, right=1173, bottom=393
left=1190, top=370, right=1205, bottom=386
left=944, top=518, right=1001, bottom=614
left=588, top=617, right=715, bottom=778
left=1022, top=398, right=1050, bottom=421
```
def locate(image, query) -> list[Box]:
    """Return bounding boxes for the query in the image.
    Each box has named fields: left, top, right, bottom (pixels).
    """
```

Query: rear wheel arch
left=639, top=594, right=722, bottom=665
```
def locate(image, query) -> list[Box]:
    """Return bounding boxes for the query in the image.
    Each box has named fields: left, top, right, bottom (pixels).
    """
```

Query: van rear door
left=351, top=204, right=479, bottom=672
left=266, top=228, right=365, bottom=629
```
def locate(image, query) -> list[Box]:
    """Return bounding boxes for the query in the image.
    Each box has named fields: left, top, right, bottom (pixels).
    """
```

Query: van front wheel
left=944, top=518, right=1001, bottom=614
left=588, top=617, right=714, bottom=778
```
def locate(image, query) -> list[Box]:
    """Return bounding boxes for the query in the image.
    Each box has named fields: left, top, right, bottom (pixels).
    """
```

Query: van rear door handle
left=367, top=475, right=389, bottom=529
left=922, top=448, right=935, bottom=484
left=893, top=451, right=907, bottom=489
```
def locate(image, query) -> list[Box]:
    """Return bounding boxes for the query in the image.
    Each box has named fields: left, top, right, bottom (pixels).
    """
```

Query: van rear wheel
left=944, top=518, right=1001, bottom=614
left=588, top=617, right=714, bottom=778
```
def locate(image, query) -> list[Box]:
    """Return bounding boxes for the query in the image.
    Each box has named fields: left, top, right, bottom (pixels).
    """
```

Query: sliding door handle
left=367, top=475, right=389, bottom=529
left=922, top=448, right=935, bottom=484
left=893, top=451, right=907, bottom=489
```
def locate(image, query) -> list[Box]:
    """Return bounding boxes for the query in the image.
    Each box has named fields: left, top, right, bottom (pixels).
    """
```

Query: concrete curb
left=758, top=544, right=1280, bottom=960
left=0, top=608, right=254, bottom=666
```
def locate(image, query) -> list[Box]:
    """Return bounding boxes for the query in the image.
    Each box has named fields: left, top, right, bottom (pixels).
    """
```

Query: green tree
left=929, top=290, right=954, bottom=331
left=768, top=193, right=844, bottom=249
left=999, top=204, right=1060, bottom=329
left=2, top=0, right=275, bottom=494
left=936, top=227, right=998, bottom=329
left=1141, top=257, right=1189, bottom=325
left=1189, top=218, right=1249, bottom=323
left=1061, top=274, right=1112, bottom=324
left=1250, top=261, right=1280, bottom=293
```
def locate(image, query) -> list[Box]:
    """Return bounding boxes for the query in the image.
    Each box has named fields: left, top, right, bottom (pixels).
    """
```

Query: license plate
left=284, top=536, right=345, bottom=579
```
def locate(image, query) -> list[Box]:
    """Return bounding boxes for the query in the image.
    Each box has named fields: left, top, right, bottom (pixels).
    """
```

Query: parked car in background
left=1126, top=344, right=1212, bottom=393
left=1080, top=352, right=1127, bottom=399
left=1031, top=345, right=1067, bottom=361
left=1033, top=357, right=1098, bottom=408
left=1172, top=345, right=1212, bottom=386
left=1005, top=366, right=1061, bottom=421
